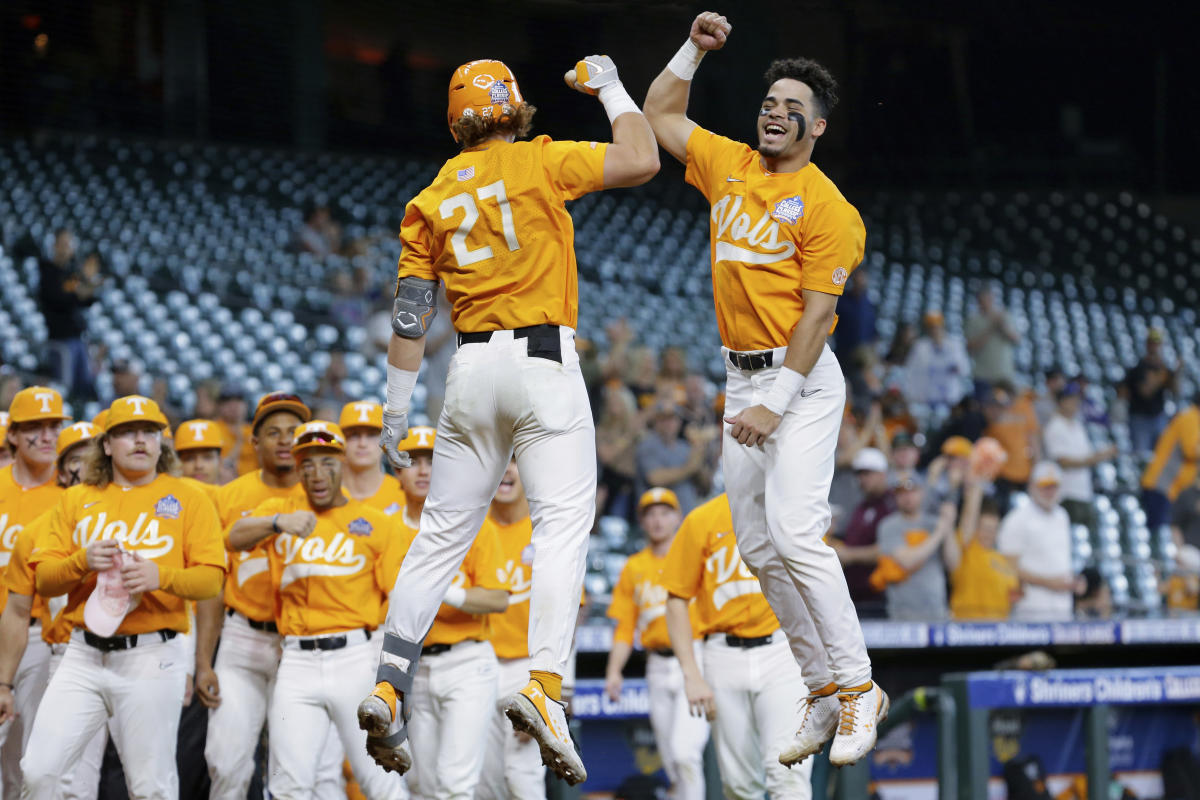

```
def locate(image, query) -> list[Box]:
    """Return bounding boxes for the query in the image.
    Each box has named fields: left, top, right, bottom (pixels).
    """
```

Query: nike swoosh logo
left=726, top=176, right=743, bottom=182
left=800, top=388, right=821, bottom=398
left=84, top=502, right=100, bottom=509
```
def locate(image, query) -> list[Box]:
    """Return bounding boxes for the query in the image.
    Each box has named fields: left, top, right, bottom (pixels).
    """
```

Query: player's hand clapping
left=689, top=11, right=731, bottom=51
left=276, top=511, right=318, bottom=538
left=86, top=538, right=121, bottom=571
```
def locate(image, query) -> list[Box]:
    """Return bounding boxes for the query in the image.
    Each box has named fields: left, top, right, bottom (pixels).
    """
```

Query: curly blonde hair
left=83, top=435, right=181, bottom=488
left=452, top=103, right=538, bottom=148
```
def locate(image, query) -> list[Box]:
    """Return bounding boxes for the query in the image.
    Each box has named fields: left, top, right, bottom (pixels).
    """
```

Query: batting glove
left=380, top=409, right=412, bottom=471
left=571, top=55, right=620, bottom=95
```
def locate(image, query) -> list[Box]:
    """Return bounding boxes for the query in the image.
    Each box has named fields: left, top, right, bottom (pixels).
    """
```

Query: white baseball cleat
left=357, top=682, right=412, bottom=774
left=828, top=681, right=890, bottom=766
left=502, top=679, right=587, bottom=785
left=778, top=683, right=841, bottom=766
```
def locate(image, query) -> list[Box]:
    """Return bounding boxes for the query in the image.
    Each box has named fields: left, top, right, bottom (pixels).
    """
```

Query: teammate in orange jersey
left=21, top=395, right=226, bottom=800
left=476, top=459, right=547, bottom=800
left=0, top=386, right=69, bottom=797
left=227, top=422, right=407, bottom=800
left=606, top=489, right=709, bottom=800
left=215, top=384, right=258, bottom=479
left=662, top=493, right=813, bottom=799
left=175, top=419, right=225, bottom=488
left=360, top=53, right=659, bottom=784
left=339, top=402, right=405, bottom=515
left=0, top=413, right=11, bottom=470
left=383, top=427, right=509, bottom=798
left=644, top=12, right=885, bottom=766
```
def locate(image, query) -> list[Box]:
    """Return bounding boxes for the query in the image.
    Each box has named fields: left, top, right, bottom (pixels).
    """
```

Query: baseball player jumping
left=22, top=396, right=226, bottom=800
left=644, top=12, right=886, bottom=766
left=662, top=494, right=814, bottom=798
left=358, top=54, right=659, bottom=784
left=227, top=421, right=407, bottom=800
left=606, top=489, right=710, bottom=800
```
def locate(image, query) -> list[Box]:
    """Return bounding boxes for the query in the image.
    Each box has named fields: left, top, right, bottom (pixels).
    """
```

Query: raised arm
left=564, top=56, right=659, bottom=188
left=643, top=12, right=731, bottom=164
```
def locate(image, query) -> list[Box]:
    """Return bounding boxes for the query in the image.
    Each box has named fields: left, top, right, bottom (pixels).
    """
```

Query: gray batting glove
left=568, top=55, right=620, bottom=96
left=380, top=409, right=412, bottom=471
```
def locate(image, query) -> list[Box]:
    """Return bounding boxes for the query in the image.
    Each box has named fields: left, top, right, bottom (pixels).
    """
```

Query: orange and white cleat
left=778, top=682, right=841, bottom=767
left=358, top=633, right=422, bottom=774
left=501, top=679, right=587, bottom=785
left=828, top=680, right=890, bottom=766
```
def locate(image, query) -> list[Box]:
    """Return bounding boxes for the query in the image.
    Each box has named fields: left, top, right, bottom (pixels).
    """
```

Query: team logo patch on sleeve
left=155, top=494, right=182, bottom=520
left=348, top=517, right=374, bottom=536
left=489, top=80, right=510, bottom=104
left=771, top=196, right=805, bottom=225
left=457, top=166, right=475, bottom=181
left=832, top=267, right=849, bottom=286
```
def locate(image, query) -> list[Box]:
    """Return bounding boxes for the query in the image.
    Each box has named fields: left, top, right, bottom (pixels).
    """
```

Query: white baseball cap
left=851, top=448, right=888, bottom=473
left=1030, top=461, right=1063, bottom=488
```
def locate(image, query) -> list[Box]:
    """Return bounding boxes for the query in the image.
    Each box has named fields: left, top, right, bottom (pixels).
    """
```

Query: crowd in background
left=7, top=223, right=1200, bottom=627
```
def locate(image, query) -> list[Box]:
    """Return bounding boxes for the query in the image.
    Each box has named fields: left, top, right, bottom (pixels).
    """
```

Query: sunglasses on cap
left=296, top=430, right=340, bottom=446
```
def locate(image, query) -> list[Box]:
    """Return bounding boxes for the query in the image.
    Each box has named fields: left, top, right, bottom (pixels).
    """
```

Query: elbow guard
left=391, top=277, right=440, bottom=339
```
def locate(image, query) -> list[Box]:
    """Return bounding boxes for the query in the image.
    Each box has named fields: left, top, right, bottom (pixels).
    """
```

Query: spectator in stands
left=835, top=269, right=876, bottom=363
left=150, top=376, right=184, bottom=429
left=109, top=359, right=142, bottom=399
left=983, top=381, right=1040, bottom=511
left=679, top=374, right=716, bottom=431
left=1123, top=329, right=1178, bottom=455
left=193, top=380, right=220, bottom=420
left=215, top=382, right=256, bottom=478
left=880, top=387, right=918, bottom=442
left=38, top=228, right=101, bottom=403
left=293, top=200, right=341, bottom=258
left=329, top=269, right=369, bottom=329
left=997, top=462, right=1083, bottom=621
left=1170, top=473, right=1200, bottom=575
left=883, top=322, right=918, bottom=374
left=872, top=477, right=959, bottom=620
left=1074, top=567, right=1112, bottom=619
left=0, top=371, right=20, bottom=411
left=1034, top=367, right=1067, bottom=427
left=597, top=383, right=643, bottom=521
left=831, top=447, right=895, bottom=617
left=1042, top=382, right=1117, bottom=530
left=925, top=436, right=972, bottom=506
left=948, top=478, right=1019, bottom=620
left=904, top=310, right=971, bottom=412
left=626, top=347, right=660, bottom=409
left=966, top=287, right=1019, bottom=394
left=1140, top=393, right=1199, bottom=527
left=314, top=350, right=350, bottom=407
left=889, top=431, right=921, bottom=473
left=658, top=346, right=689, bottom=399
left=925, top=396, right=987, bottom=466
left=635, top=402, right=717, bottom=515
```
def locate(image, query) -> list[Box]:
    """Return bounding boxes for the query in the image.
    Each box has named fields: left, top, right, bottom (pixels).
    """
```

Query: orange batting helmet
left=447, top=60, right=524, bottom=138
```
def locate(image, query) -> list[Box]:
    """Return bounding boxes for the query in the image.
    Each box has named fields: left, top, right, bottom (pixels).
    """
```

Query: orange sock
left=530, top=670, right=563, bottom=701
left=839, top=681, right=873, bottom=694
left=372, top=681, right=398, bottom=715
left=810, top=682, right=838, bottom=697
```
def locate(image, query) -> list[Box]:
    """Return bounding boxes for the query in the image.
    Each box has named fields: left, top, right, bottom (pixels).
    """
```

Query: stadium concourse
left=4, top=132, right=1200, bottom=798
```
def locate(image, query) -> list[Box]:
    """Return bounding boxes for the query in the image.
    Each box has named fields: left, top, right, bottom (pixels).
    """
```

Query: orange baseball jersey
left=661, top=494, right=780, bottom=639
left=30, top=476, right=226, bottom=635
left=949, top=538, right=1020, bottom=620
left=359, top=476, right=407, bottom=517
left=685, top=127, right=866, bottom=352
left=248, top=496, right=408, bottom=636
left=608, top=548, right=701, bottom=651
left=218, top=421, right=259, bottom=476
left=0, top=465, right=64, bottom=615
left=183, top=476, right=220, bottom=505
left=5, top=513, right=71, bottom=644
left=397, top=135, right=607, bottom=332
left=399, top=514, right=509, bottom=646
left=215, top=471, right=306, bottom=622
left=486, top=514, right=535, bottom=660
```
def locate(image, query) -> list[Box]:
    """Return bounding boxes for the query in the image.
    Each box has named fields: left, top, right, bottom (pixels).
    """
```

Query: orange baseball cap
left=339, top=401, right=383, bottom=431
left=57, top=422, right=99, bottom=458
left=923, top=310, right=945, bottom=327
left=397, top=426, right=436, bottom=454
left=9, top=386, right=69, bottom=424
left=941, top=435, right=973, bottom=458
left=104, top=395, right=169, bottom=432
left=638, top=487, right=680, bottom=514
left=92, top=409, right=109, bottom=429
left=447, top=60, right=524, bottom=137
left=174, top=419, right=224, bottom=452
left=291, top=421, right=346, bottom=456
left=252, top=391, right=311, bottom=432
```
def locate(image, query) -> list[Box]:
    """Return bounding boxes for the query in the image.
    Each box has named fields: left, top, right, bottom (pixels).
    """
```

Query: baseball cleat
left=502, top=679, right=587, bottom=785
left=778, top=682, right=841, bottom=767
left=358, top=682, right=412, bottom=774
left=828, top=681, right=890, bottom=766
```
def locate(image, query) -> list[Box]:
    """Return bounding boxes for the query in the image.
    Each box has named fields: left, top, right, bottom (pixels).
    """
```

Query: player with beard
left=644, top=12, right=885, bottom=766
left=339, top=402, right=406, bottom=516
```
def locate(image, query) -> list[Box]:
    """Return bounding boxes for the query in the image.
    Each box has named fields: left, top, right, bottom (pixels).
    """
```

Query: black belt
left=228, top=608, right=278, bottom=634
left=707, top=632, right=774, bottom=649
left=457, top=324, right=562, bottom=364
left=728, top=350, right=775, bottom=371
left=298, top=629, right=371, bottom=651
left=83, top=629, right=178, bottom=652
left=651, top=648, right=675, bottom=658
left=421, top=638, right=482, bottom=656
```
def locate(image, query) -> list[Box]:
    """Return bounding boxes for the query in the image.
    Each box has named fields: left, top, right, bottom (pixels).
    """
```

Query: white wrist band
left=442, top=585, right=467, bottom=609
left=667, top=40, right=704, bottom=81
left=762, top=367, right=806, bottom=416
left=597, top=82, right=640, bottom=124
left=385, top=365, right=418, bottom=413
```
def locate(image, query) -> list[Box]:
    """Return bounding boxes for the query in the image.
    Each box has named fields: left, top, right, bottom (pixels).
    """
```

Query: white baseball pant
left=21, top=632, right=186, bottom=800
left=476, top=657, right=545, bottom=800
left=383, top=328, right=594, bottom=677
left=268, top=632, right=407, bottom=800
left=645, top=649, right=709, bottom=800
left=407, top=640, right=498, bottom=800
left=205, top=612, right=345, bottom=800
left=702, top=634, right=812, bottom=799
left=46, top=647, right=107, bottom=800
left=722, top=343, right=871, bottom=689
left=1, top=625, right=49, bottom=800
